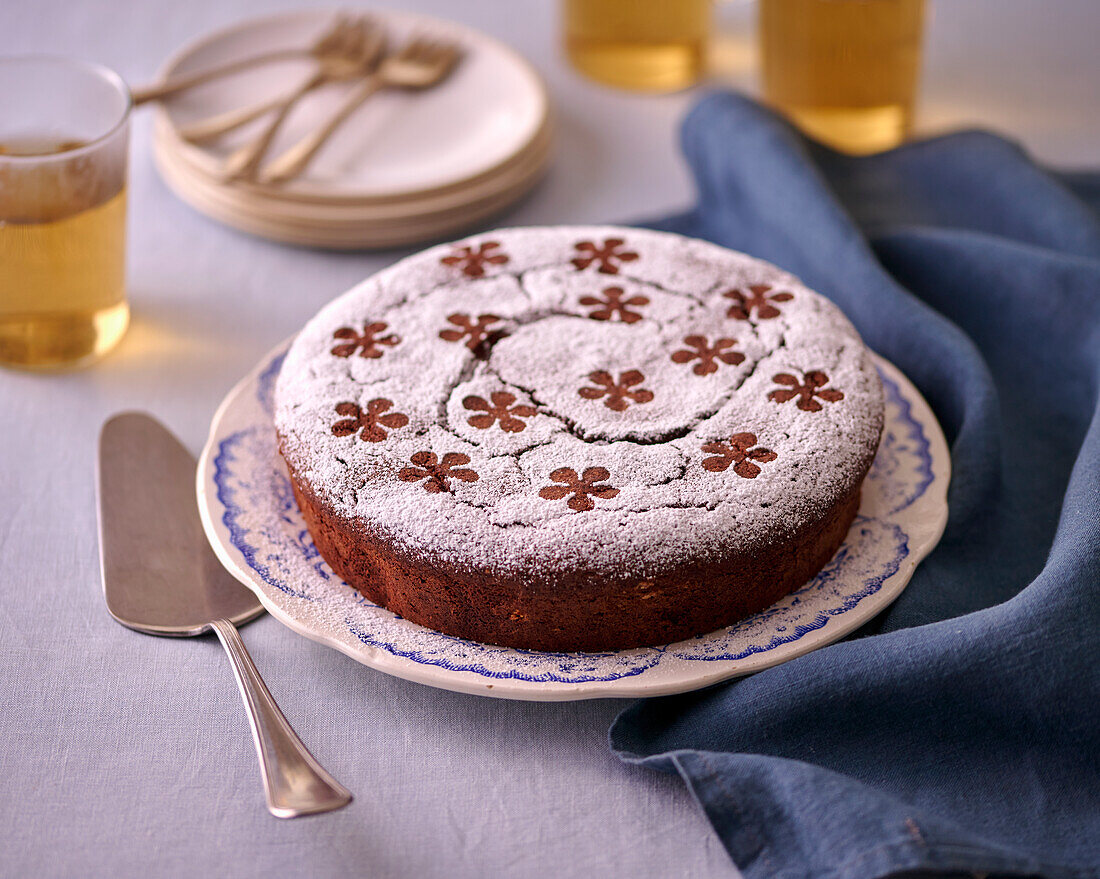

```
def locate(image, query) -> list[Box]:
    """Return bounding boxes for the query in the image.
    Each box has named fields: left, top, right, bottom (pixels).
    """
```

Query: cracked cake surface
left=274, top=226, right=884, bottom=650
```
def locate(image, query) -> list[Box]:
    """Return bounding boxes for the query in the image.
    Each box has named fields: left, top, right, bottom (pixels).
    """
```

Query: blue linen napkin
left=611, top=93, right=1100, bottom=879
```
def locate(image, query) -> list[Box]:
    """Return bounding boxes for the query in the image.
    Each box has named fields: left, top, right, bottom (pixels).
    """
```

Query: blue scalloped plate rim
left=197, top=341, right=949, bottom=701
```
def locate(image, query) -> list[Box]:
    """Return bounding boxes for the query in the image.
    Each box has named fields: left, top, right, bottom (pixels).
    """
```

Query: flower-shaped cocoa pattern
left=701, top=432, right=777, bottom=479
left=579, top=286, right=649, bottom=324
left=463, top=391, right=537, bottom=433
left=724, top=284, right=794, bottom=321
left=539, top=467, right=620, bottom=512
left=439, top=313, right=503, bottom=355
left=571, top=238, right=639, bottom=275
left=769, top=370, right=845, bottom=411
left=331, top=322, right=400, bottom=359
left=440, top=241, right=509, bottom=278
left=671, top=335, right=745, bottom=376
left=578, top=370, right=654, bottom=412
left=398, top=451, right=479, bottom=493
left=331, top=399, right=409, bottom=443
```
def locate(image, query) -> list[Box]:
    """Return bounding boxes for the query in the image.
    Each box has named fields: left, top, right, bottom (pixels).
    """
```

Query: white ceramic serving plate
left=152, top=120, right=551, bottom=248
left=198, top=343, right=949, bottom=701
left=153, top=118, right=553, bottom=222
left=153, top=9, right=549, bottom=202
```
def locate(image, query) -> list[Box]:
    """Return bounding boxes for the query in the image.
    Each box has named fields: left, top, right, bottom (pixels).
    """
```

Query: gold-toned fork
left=132, top=15, right=361, bottom=107
left=258, top=36, right=462, bottom=186
left=220, top=17, right=385, bottom=182
left=177, top=16, right=373, bottom=145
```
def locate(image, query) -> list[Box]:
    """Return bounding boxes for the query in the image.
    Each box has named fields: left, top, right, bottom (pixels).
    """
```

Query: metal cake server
left=97, top=412, right=352, bottom=818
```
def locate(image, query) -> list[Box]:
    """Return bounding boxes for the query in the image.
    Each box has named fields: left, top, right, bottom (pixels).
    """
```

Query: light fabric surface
left=2, top=2, right=1097, bottom=877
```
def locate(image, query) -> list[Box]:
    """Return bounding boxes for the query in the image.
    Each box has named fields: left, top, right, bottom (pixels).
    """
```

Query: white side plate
left=198, top=343, right=949, bottom=701
left=155, top=9, right=548, bottom=201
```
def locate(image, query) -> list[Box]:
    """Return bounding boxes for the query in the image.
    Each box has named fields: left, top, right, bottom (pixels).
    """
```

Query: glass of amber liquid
left=564, top=0, right=711, bottom=92
left=759, top=0, right=926, bottom=154
left=0, top=57, right=131, bottom=370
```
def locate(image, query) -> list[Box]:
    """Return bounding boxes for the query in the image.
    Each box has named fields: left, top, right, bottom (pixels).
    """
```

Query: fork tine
left=341, top=13, right=360, bottom=38
left=428, top=42, right=459, bottom=71
left=362, top=19, right=385, bottom=54
left=347, top=19, right=367, bottom=53
left=328, top=17, right=350, bottom=51
left=432, top=43, right=455, bottom=66
left=415, top=40, right=438, bottom=63
left=318, top=15, right=346, bottom=51
left=348, top=16, right=371, bottom=46
left=443, top=45, right=462, bottom=68
left=426, top=44, right=449, bottom=67
left=409, top=36, right=435, bottom=61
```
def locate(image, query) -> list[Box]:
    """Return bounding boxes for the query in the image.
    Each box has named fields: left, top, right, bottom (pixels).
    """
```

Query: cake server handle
left=209, top=618, right=353, bottom=818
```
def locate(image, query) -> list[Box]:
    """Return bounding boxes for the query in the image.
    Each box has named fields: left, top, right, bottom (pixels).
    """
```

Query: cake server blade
left=97, top=411, right=352, bottom=817
left=98, top=411, right=261, bottom=634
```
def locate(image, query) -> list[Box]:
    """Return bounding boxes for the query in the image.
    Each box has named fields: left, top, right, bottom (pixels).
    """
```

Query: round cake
left=274, top=226, right=884, bottom=651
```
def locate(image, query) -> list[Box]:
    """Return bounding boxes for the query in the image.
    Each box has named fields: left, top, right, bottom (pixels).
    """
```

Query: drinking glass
left=0, top=57, right=131, bottom=370
left=564, top=0, right=711, bottom=92
left=759, top=0, right=926, bottom=154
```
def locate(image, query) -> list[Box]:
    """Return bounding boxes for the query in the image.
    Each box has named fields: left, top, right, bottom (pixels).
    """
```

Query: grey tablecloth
left=3, top=1, right=1097, bottom=877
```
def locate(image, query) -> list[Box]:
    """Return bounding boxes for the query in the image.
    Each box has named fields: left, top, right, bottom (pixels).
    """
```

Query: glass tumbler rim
left=0, top=54, right=132, bottom=163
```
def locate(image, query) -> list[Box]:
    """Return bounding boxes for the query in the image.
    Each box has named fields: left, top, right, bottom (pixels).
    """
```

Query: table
left=3, top=2, right=1097, bottom=876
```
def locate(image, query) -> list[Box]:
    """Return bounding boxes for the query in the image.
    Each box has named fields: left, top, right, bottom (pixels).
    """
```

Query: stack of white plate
left=151, top=10, right=551, bottom=249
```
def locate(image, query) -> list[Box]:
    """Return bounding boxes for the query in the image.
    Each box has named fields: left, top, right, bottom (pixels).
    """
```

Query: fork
left=176, top=16, right=376, bottom=145
left=132, top=15, right=361, bottom=106
left=221, top=17, right=385, bottom=182
left=257, top=37, right=462, bottom=186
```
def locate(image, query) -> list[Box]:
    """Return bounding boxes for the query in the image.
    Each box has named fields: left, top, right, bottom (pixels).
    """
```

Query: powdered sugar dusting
left=274, top=226, right=884, bottom=580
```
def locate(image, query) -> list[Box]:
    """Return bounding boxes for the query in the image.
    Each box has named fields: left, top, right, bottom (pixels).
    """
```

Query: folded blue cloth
left=611, top=93, right=1100, bottom=879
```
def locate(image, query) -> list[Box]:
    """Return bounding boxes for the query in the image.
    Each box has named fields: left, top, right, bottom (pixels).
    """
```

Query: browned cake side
left=285, top=459, right=865, bottom=652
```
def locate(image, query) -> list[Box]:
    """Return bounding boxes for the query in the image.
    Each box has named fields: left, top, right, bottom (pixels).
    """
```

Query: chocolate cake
left=274, top=226, right=884, bottom=651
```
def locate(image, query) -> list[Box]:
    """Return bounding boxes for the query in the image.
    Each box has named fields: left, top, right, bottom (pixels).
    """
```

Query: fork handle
left=131, top=49, right=306, bottom=105
left=178, top=94, right=291, bottom=145
left=222, top=71, right=327, bottom=181
left=210, top=618, right=352, bottom=818
left=260, top=74, right=384, bottom=185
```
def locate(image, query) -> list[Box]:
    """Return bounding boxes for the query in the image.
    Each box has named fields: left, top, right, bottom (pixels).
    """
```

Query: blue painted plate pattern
left=205, top=348, right=941, bottom=691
